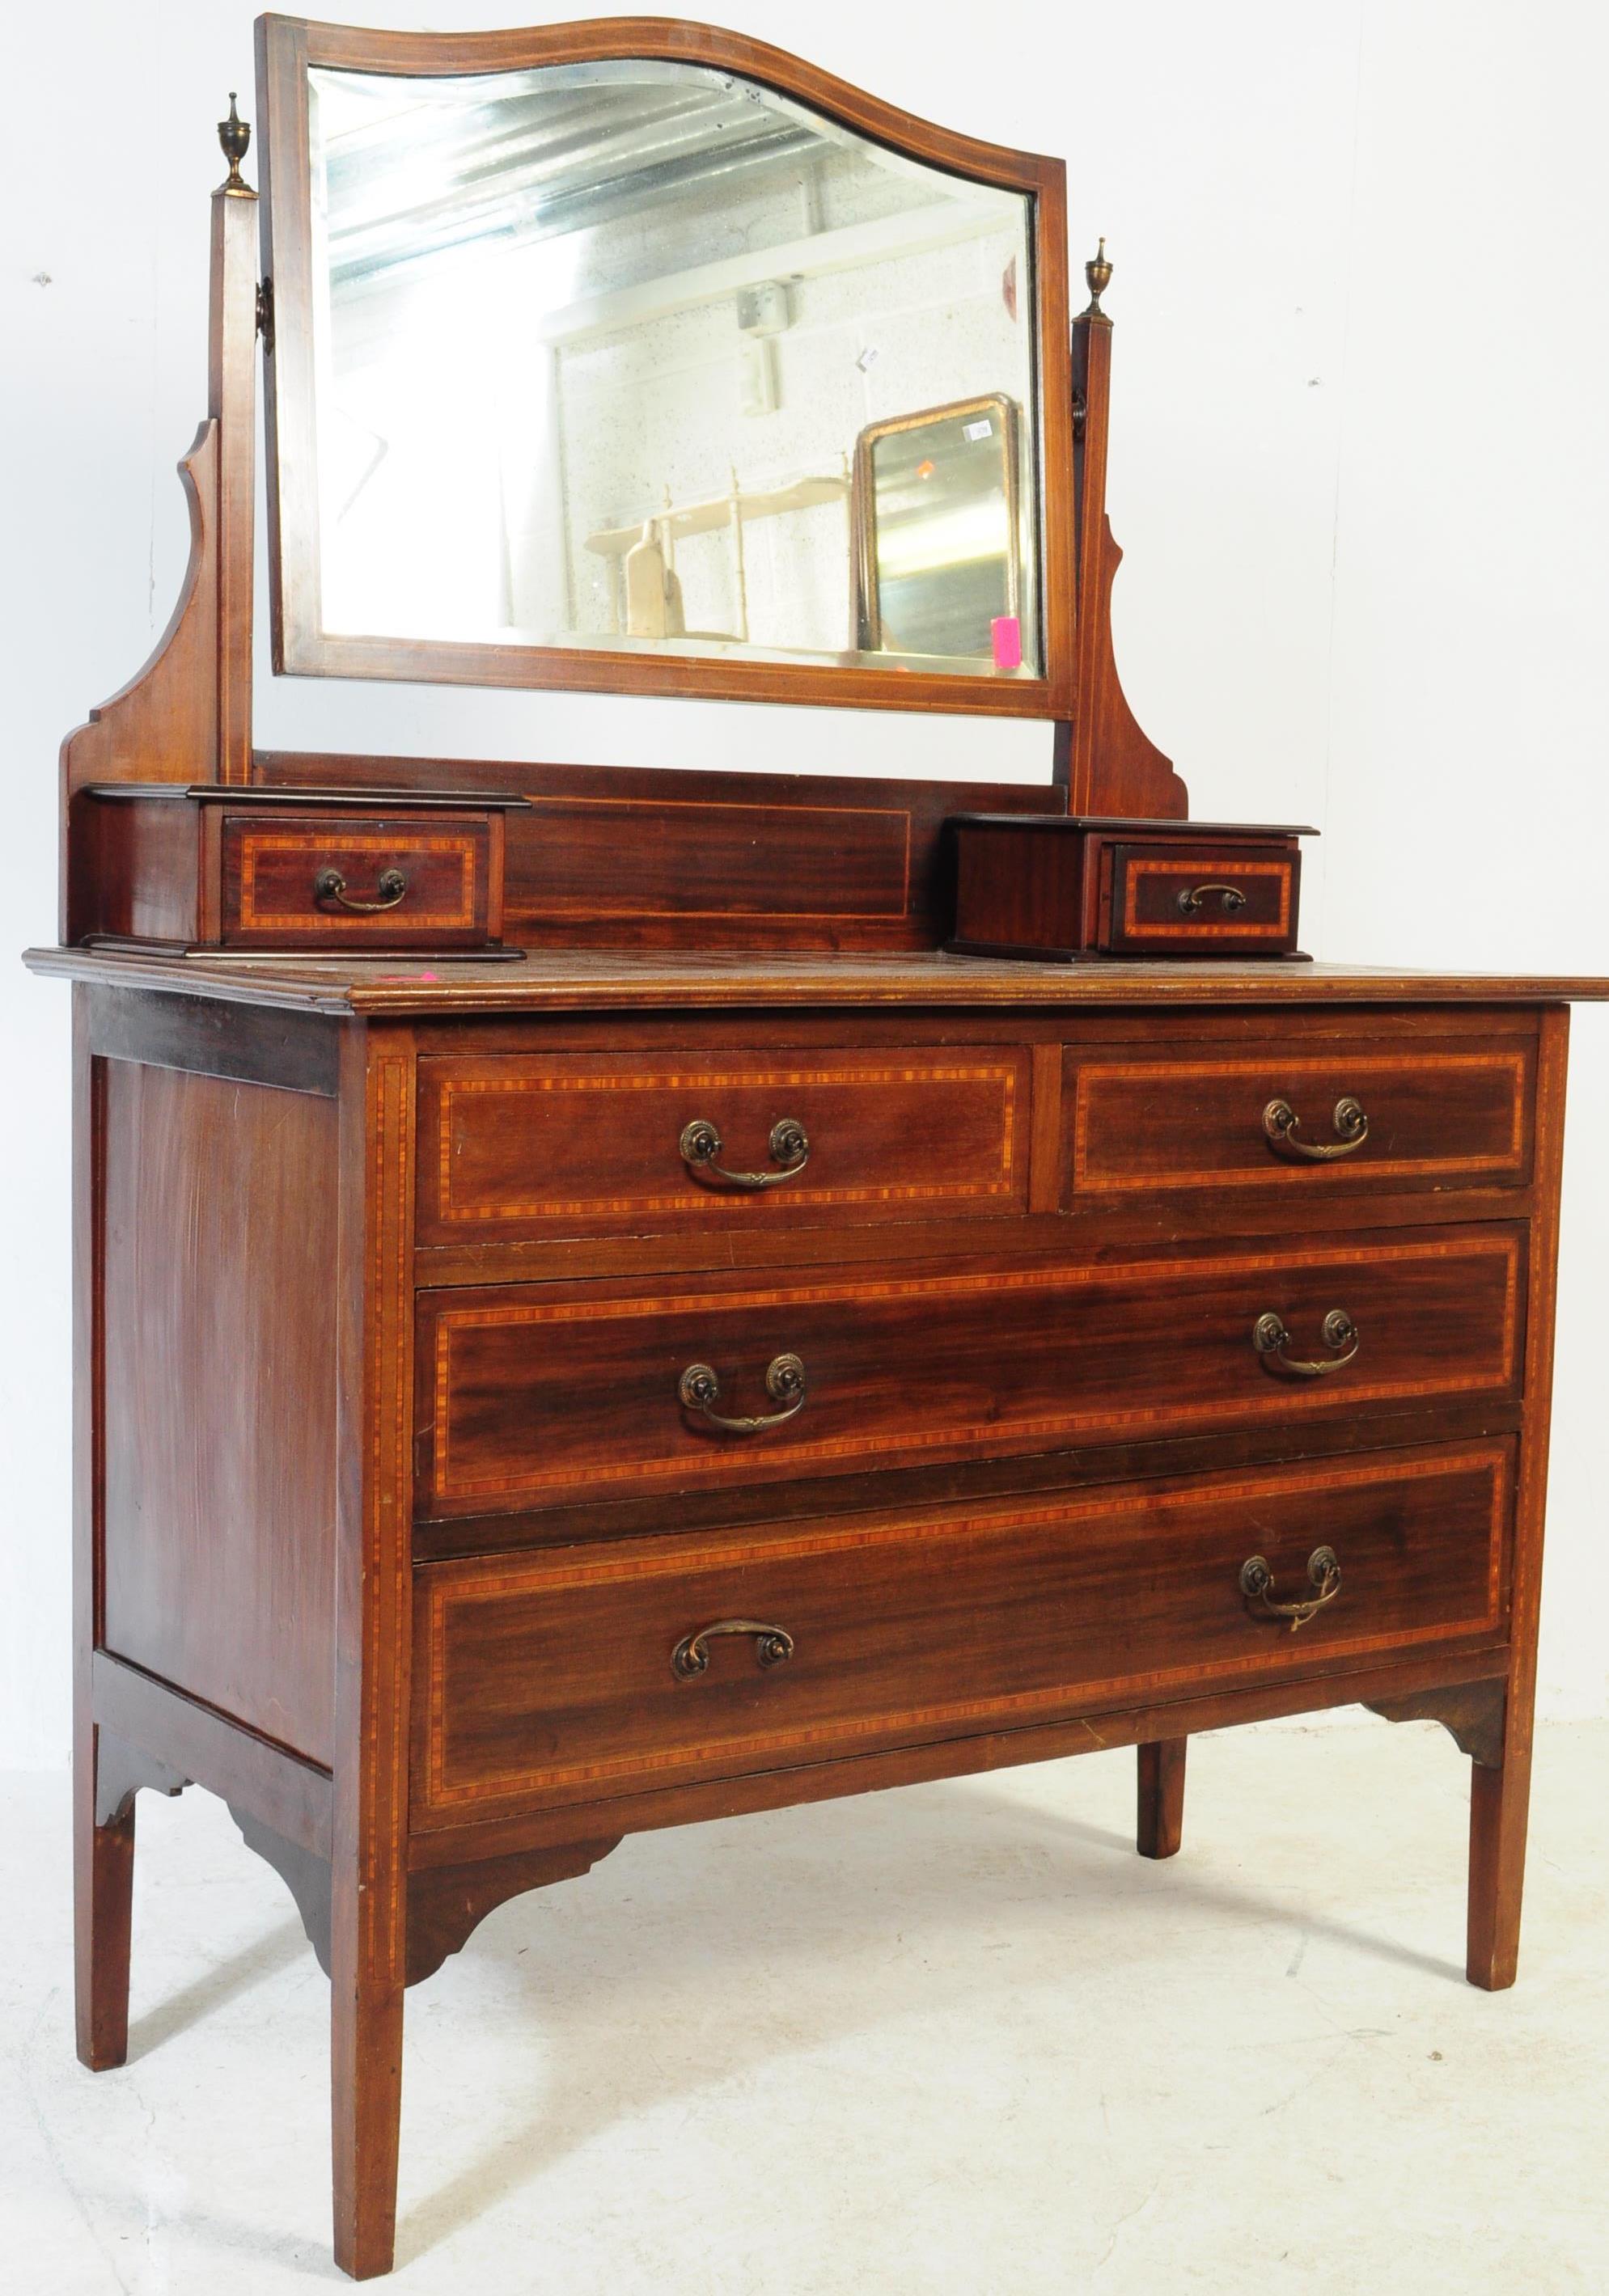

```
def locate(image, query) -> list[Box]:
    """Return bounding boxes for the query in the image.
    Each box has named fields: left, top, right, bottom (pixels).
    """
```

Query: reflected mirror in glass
left=854, top=395, right=1025, bottom=667
left=302, top=58, right=1042, bottom=676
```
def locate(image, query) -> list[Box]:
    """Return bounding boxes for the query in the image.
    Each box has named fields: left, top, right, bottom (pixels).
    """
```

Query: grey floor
left=3, top=1719, right=1606, bottom=2293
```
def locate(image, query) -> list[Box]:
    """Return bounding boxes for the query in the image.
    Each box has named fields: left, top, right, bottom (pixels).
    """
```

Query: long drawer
left=416, top=1225, right=1523, bottom=1517
left=413, top=1440, right=1513, bottom=1823
left=417, top=1044, right=1034, bottom=1243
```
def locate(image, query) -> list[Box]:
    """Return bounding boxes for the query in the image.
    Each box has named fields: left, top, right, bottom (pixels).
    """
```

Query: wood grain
left=413, top=1443, right=1511, bottom=1823
left=404, top=1839, right=620, bottom=1986
left=60, top=425, right=218, bottom=948
left=1070, top=1044, right=1531, bottom=1200
left=417, top=1046, right=1030, bottom=1241
left=410, top=1642, right=1514, bottom=1873
left=72, top=787, right=521, bottom=958
left=99, top=1059, right=339, bottom=1762
left=72, top=992, right=131, bottom=2071
left=60, top=161, right=258, bottom=932
left=1062, top=301, right=1187, bottom=817
left=87, top=983, right=339, bottom=1097
left=30, top=945, right=1609, bottom=1016
left=252, top=753, right=1063, bottom=954
left=1137, top=1739, right=1187, bottom=1859
left=948, top=818, right=1306, bottom=961
left=92, top=1650, right=333, bottom=1857
left=329, top=1031, right=416, bottom=2278
left=210, top=175, right=257, bottom=784
left=418, top=1229, right=1523, bottom=1516
left=1111, top=848, right=1295, bottom=949
left=1366, top=1678, right=1506, bottom=1770
left=1467, top=1004, right=1570, bottom=1988
left=225, top=818, right=487, bottom=943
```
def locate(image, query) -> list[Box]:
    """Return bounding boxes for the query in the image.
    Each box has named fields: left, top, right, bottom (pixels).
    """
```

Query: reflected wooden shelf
left=586, top=463, right=853, bottom=645
left=584, top=469, right=849, bottom=557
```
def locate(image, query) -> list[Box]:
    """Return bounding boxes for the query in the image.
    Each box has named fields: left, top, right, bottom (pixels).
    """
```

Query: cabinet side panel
left=101, top=1059, right=337, bottom=1763
left=72, top=796, right=201, bottom=947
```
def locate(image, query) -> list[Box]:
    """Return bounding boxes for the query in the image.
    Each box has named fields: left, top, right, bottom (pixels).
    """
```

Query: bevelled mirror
left=257, top=18, right=1075, bottom=715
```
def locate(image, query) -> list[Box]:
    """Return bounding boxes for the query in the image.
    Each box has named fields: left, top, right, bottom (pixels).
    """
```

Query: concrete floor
left=2, top=1719, right=1606, bottom=2294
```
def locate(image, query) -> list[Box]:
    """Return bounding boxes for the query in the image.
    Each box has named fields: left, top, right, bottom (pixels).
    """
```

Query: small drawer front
left=1071, top=1038, right=1532, bottom=1201
left=413, top=1440, right=1511, bottom=1820
left=1102, top=843, right=1298, bottom=953
left=221, top=813, right=492, bottom=947
left=417, top=1047, right=1032, bottom=1242
left=417, top=1226, right=1522, bottom=1517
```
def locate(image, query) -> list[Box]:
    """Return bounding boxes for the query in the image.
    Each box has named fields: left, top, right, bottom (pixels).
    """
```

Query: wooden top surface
left=23, top=944, right=1609, bottom=1017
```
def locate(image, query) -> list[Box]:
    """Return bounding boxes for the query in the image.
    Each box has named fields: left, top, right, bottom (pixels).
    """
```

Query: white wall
left=4, top=0, right=1606, bottom=1765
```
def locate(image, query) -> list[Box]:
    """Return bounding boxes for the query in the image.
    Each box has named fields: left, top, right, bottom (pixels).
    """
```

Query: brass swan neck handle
left=1253, top=1309, right=1359, bottom=1378
left=1240, top=1546, right=1341, bottom=1632
left=671, top=1619, right=796, bottom=1680
left=1263, top=1096, right=1369, bottom=1161
left=1176, top=882, right=1247, bottom=915
left=314, top=865, right=409, bottom=914
left=679, top=1353, right=806, bottom=1433
left=680, top=1117, right=810, bottom=1191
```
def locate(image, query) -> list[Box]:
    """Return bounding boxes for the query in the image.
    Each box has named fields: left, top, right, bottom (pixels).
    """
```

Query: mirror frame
left=255, top=13, right=1075, bottom=719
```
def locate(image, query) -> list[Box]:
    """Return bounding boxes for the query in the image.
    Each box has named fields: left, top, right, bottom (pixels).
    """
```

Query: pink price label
left=991, top=615, right=1023, bottom=671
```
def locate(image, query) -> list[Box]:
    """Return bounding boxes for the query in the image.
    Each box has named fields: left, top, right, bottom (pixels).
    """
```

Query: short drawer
left=417, top=1046, right=1033, bottom=1241
left=413, top=1439, right=1512, bottom=1821
left=220, top=811, right=496, bottom=949
left=416, top=1225, right=1523, bottom=1517
left=1069, top=1034, right=1532, bottom=1201
left=1100, top=841, right=1298, bottom=954
left=944, top=814, right=1310, bottom=962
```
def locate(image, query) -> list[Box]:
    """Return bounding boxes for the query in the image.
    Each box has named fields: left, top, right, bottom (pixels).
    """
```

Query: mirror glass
left=301, top=58, right=1042, bottom=677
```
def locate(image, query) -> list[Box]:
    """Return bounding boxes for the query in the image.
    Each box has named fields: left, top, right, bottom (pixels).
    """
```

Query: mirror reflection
left=855, top=395, right=1025, bottom=664
left=305, top=58, right=1042, bottom=676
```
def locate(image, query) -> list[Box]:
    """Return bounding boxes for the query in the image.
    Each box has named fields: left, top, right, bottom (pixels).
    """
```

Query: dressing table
left=26, top=17, right=1608, bottom=2279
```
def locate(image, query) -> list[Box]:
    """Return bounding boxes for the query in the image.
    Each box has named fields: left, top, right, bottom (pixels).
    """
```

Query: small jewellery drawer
left=1100, top=841, right=1298, bottom=954
left=412, top=1440, right=1513, bottom=1821
left=416, top=1046, right=1033, bottom=1241
left=943, top=814, right=1309, bottom=962
left=1069, top=1034, right=1532, bottom=1201
left=220, top=811, right=497, bottom=949
left=416, top=1226, right=1523, bottom=1517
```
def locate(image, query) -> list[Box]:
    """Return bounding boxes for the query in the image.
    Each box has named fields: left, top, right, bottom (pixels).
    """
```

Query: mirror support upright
left=1056, top=243, right=1188, bottom=818
left=210, top=95, right=260, bottom=789
left=58, top=102, right=260, bottom=937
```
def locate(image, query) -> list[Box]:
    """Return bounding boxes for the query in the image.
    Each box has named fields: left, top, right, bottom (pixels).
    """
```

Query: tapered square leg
left=74, top=1725, right=136, bottom=2072
left=331, top=1937, right=405, bottom=2281
left=1467, top=1722, right=1532, bottom=1991
left=328, top=1038, right=417, bottom=2279
left=1137, top=1737, right=1187, bottom=1860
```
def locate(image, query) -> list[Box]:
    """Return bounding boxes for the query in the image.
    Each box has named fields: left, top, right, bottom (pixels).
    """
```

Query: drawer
left=1070, top=1035, right=1532, bottom=1200
left=417, top=1226, right=1523, bottom=1517
left=417, top=1046, right=1033, bottom=1242
left=413, top=1439, right=1513, bottom=1821
left=945, top=814, right=1309, bottom=962
left=220, top=811, right=497, bottom=949
left=1099, top=841, right=1299, bottom=954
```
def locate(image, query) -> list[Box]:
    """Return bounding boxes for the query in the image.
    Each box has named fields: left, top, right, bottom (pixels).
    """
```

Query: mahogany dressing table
left=26, top=18, right=1608, bottom=2277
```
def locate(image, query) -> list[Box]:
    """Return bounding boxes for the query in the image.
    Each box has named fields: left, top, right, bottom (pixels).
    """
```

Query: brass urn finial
left=218, top=91, right=251, bottom=189
left=1084, top=236, right=1112, bottom=315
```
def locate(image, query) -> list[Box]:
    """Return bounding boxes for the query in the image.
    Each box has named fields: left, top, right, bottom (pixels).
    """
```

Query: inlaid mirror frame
left=255, top=13, right=1077, bottom=720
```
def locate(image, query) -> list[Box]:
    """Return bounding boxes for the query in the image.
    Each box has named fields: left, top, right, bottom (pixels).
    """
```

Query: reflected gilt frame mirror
left=256, top=15, right=1076, bottom=718
left=852, top=393, right=1027, bottom=666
